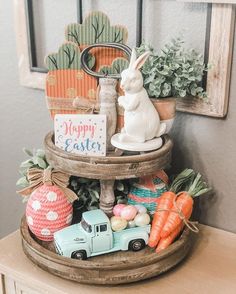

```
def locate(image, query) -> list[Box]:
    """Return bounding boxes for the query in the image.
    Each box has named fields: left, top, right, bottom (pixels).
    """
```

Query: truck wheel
left=129, top=239, right=145, bottom=252
left=71, top=250, right=87, bottom=260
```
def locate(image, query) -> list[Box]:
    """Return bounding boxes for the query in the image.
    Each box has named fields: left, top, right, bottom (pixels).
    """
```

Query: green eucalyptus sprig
left=137, top=38, right=208, bottom=99
left=16, top=148, right=49, bottom=188
left=69, top=177, right=132, bottom=211
left=69, top=177, right=100, bottom=211
left=114, top=179, right=131, bottom=205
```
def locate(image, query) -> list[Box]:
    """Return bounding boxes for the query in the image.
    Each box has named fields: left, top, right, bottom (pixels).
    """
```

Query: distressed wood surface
left=99, top=78, right=118, bottom=151
left=20, top=216, right=194, bottom=285
left=99, top=180, right=115, bottom=216
left=206, top=4, right=235, bottom=116
left=176, top=96, right=222, bottom=117
left=0, top=274, right=4, bottom=294
left=1, top=226, right=236, bottom=293
left=176, top=4, right=235, bottom=117
left=44, top=132, right=173, bottom=180
left=178, top=0, right=236, bottom=3
left=14, top=0, right=45, bottom=89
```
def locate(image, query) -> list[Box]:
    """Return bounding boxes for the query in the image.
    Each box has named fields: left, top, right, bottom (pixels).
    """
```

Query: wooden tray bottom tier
left=20, top=216, right=194, bottom=285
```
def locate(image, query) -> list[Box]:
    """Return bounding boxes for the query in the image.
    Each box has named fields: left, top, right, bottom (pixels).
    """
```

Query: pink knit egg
left=26, top=184, right=73, bottom=241
left=120, top=205, right=138, bottom=221
left=113, top=204, right=126, bottom=217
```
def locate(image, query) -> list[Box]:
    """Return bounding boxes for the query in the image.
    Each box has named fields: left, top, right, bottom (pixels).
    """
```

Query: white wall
left=0, top=0, right=235, bottom=238
left=0, top=0, right=51, bottom=237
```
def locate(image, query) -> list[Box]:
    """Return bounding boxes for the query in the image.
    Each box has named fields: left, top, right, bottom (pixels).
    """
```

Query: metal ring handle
left=81, top=43, right=132, bottom=79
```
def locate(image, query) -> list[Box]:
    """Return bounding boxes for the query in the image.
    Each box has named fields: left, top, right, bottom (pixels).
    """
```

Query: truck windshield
left=81, top=218, right=92, bottom=233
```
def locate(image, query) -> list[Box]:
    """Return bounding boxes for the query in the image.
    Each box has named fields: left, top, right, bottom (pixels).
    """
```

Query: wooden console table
left=0, top=225, right=236, bottom=294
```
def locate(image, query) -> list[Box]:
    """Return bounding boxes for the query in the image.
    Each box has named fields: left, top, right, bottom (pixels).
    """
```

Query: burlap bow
left=17, top=167, right=77, bottom=203
left=72, top=97, right=100, bottom=114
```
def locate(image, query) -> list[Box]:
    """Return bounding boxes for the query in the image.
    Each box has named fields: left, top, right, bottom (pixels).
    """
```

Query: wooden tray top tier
left=20, top=216, right=194, bottom=285
left=44, top=132, right=173, bottom=180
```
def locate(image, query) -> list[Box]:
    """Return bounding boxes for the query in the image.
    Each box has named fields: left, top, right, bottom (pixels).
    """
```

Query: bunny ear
left=129, top=48, right=137, bottom=68
left=133, top=52, right=150, bottom=70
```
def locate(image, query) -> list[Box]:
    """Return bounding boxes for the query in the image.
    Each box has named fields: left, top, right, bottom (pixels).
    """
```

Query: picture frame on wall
left=176, top=0, right=235, bottom=117
left=14, top=0, right=235, bottom=117
left=14, top=0, right=143, bottom=85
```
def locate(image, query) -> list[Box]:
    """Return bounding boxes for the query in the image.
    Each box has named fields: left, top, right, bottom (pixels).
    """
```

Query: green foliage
left=169, top=168, right=211, bottom=197
left=45, top=42, right=95, bottom=71
left=70, top=177, right=100, bottom=211
left=185, top=172, right=212, bottom=197
left=137, top=38, right=208, bottom=99
left=99, top=58, right=129, bottom=75
left=16, top=148, right=49, bottom=188
left=114, top=179, right=131, bottom=204
left=66, top=11, right=128, bottom=46
left=69, top=177, right=132, bottom=211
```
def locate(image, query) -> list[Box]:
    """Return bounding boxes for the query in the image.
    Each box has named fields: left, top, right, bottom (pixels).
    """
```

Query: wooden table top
left=0, top=225, right=236, bottom=294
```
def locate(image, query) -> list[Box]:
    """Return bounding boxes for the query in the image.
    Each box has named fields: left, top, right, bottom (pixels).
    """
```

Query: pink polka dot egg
left=26, top=184, right=73, bottom=241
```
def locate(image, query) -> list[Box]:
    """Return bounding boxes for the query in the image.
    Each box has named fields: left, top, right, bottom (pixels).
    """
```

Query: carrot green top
left=169, top=169, right=211, bottom=197
left=65, top=11, right=128, bottom=46
left=45, top=11, right=129, bottom=72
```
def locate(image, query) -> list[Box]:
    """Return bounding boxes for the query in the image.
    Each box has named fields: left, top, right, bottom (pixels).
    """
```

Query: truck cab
left=81, top=210, right=113, bottom=252
left=54, top=209, right=150, bottom=260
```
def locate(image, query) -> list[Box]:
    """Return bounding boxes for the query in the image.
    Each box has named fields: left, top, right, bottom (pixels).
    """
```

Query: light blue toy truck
left=54, top=209, right=150, bottom=260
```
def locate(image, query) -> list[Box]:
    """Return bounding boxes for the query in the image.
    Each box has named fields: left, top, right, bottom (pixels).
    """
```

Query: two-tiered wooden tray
left=20, top=132, right=194, bottom=285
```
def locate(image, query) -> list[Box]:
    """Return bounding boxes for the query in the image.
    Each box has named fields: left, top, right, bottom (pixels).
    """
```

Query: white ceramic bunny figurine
left=117, top=48, right=166, bottom=143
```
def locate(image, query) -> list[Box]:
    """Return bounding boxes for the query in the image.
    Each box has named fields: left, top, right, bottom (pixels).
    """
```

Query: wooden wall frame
left=14, top=0, right=45, bottom=89
left=178, top=0, right=236, bottom=3
left=176, top=2, right=235, bottom=117
left=14, top=0, right=235, bottom=117
left=13, top=0, right=84, bottom=89
left=14, top=0, right=143, bottom=90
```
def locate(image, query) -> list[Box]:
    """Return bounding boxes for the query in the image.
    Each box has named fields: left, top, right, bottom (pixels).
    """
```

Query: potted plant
left=136, top=37, right=208, bottom=132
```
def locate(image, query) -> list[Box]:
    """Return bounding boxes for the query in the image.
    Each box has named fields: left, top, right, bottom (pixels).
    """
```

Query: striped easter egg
left=128, top=172, right=168, bottom=214
left=26, top=184, right=73, bottom=241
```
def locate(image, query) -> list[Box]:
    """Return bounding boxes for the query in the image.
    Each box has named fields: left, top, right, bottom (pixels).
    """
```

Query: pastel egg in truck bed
left=54, top=209, right=150, bottom=260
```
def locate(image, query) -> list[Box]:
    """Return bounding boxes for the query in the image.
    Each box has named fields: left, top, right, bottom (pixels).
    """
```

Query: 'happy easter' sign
left=54, top=114, right=106, bottom=156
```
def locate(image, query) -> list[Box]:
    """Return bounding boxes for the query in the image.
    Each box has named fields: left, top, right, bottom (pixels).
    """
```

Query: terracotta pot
left=116, top=97, right=176, bottom=133
left=151, top=98, right=176, bottom=133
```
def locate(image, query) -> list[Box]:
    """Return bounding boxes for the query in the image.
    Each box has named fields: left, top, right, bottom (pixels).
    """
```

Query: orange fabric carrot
left=156, top=223, right=183, bottom=252
left=156, top=208, right=192, bottom=252
left=161, top=192, right=193, bottom=238
left=148, top=191, right=176, bottom=248
left=148, top=169, right=195, bottom=248
left=161, top=173, right=211, bottom=238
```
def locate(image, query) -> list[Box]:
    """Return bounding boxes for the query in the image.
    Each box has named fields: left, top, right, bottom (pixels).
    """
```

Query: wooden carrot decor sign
left=45, top=11, right=129, bottom=120
left=65, top=11, right=128, bottom=71
left=54, top=114, right=107, bottom=156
